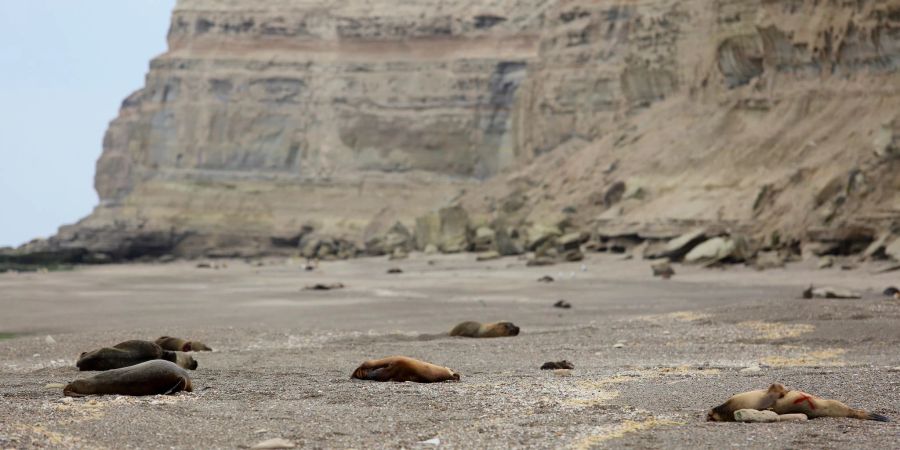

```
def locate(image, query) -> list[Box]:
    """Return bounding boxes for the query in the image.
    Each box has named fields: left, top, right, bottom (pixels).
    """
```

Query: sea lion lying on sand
left=77, top=340, right=197, bottom=371
left=65, top=360, right=192, bottom=397
left=449, top=321, right=520, bottom=338
left=708, top=383, right=889, bottom=422
left=351, top=356, right=460, bottom=383
left=155, top=336, right=213, bottom=352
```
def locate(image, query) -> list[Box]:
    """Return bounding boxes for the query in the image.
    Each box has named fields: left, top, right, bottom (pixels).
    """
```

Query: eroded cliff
left=8, top=0, right=900, bottom=262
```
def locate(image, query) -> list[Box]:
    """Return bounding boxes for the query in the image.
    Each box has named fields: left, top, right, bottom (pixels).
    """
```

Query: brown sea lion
left=77, top=340, right=198, bottom=371
left=708, top=383, right=889, bottom=422
left=351, top=356, right=460, bottom=383
left=155, top=336, right=213, bottom=352
left=64, top=360, right=193, bottom=397
left=541, top=360, right=574, bottom=370
left=449, top=321, right=520, bottom=338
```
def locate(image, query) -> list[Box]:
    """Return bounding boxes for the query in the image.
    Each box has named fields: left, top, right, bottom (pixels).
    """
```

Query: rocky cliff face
left=8, top=0, right=900, bottom=262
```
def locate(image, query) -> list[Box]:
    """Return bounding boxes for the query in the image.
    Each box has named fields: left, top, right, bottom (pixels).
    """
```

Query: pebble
left=44, top=383, right=65, bottom=389
left=419, top=437, right=441, bottom=446
left=740, top=365, right=761, bottom=374
left=251, top=438, right=295, bottom=449
left=58, top=397, right=74, bottom=404
left=45, top=335, right=56, bottom=345
left=613, top=342, right=625, bottom=349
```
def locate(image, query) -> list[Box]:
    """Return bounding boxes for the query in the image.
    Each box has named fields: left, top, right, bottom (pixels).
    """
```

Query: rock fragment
left=553, top=300, right=572, bottom=309
left=304, top=283, right=345, bottom=291
left=251, top=438, right=296, bottom=449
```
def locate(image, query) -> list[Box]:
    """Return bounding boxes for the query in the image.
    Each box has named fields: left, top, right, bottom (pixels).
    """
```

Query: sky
left=0, top=1, right=176, bottom=247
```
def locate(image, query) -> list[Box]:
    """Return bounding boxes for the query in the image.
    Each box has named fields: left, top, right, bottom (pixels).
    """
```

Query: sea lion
left=351, top=356, right=460, bottom=383
left=77, top=340, right=198, bottom=371
left=537, top=275, right=555, bottom=283
left=304, top=282, right=345, bottom=290
left=708, top=383, right=890, bottom=422
left=64, top=360, right=192, bottom=397
left=708, top=383, right=788, bottom=421
left=884, top=286, right=900, bottom=299
left=155, top=336, right=213, bottom=352
left=540, top=360, right=574, bottom=370
left=553, top=300, right=572, bottom=309
left=449, top=321, right=520, bottom=338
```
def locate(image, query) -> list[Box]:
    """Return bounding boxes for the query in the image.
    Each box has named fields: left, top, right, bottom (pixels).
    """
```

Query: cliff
left=7, top=0, right=900, bottom=262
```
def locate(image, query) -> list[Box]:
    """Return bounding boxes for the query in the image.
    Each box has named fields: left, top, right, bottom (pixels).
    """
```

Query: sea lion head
left=706, top=403, right=730, bottom=422
left=187, top=341, right=213, bottom=352
left=497, top=321, right=520, bottom=336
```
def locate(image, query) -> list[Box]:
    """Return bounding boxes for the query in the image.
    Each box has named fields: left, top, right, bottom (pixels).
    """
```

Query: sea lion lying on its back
left=155, top=336, right=213, bottom=352
left=77, top=340, right=197, bottom=371
left=708, top=383, right=890, bottom=422
left=351, top=356, right=460, bottom=383
left=64, top=360, right=192, bottom=397
left=449, top=321, right=520, bottom=338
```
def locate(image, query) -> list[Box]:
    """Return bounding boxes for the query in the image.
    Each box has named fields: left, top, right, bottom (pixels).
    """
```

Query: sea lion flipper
left=163, top=377, right=187, bottom=395
left=868, top=413, right=890, bottom=422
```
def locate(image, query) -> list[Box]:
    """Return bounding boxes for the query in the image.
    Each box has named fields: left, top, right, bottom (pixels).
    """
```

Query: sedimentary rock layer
left=9, top=0, right=900, bottom=261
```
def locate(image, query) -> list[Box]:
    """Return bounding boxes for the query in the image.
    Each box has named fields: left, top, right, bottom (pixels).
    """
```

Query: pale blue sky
left=0, top=1, right=176, bottom=247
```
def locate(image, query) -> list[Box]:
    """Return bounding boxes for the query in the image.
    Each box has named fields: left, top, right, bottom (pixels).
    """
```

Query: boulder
left=886, top=237, right=900, bottom=261
left=365, top=222, right=412, bottom=256
left=558, top=231, right=589, bottom=251
left=651, top=260, right=674, bottom=279
left=476, top=251, right=501, bottom=262
left=684, top=237, right=733, bottom=264
left=526, top=224, right=561, bottom=251
left=652, top=229, right=706, bottom=261
left=494, top=227, right=523, bottom=256
left=415, top=206, right=470, bottom=253
left=472, top=227, right=496, bottom=252
left=753, top=251, right=786, bottom=270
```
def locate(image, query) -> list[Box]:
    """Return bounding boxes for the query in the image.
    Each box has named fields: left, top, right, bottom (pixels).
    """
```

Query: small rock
left=45, top=335, right=56, bottom=345
left=32, top=353, right=40, bottom=358
left=387, top=268, right=403, bottom=274
left=251, top=438, right=296, bottom=449
left=540, top=360, right=574, bottom=370
left=419, top=437, right=441, bottom=446
left=196, top=262, right=213, bottom=269
left=734, top=409, right=779, bottom=423
left=553, top=369, right=573, bottom=377
left=44, top=383, right=65, bottom=389
left=651, top=260, right=674, bottom=279
left=553, top=300, right=572, bottom=309
left=475, top=251, right=501, bottom=262
left=58, top=397, right=74, bottom=403
left=817, top=256, right=834, bottom=269
left=613, top=342, right=625, bottom=349
left=739, top=365, right=761, bottom=374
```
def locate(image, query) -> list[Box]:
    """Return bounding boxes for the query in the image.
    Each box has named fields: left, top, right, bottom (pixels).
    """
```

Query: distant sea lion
left=553, top=300, right=572, bottom=309
left=64, top=360, right=192, bottom=397
left=449, top=321, right=520, bottom=338
left=304, top=282, right=345, bottom=290
left=708, top=383, right=889, bottom=422
left=540, top=360, right=574, bottom=370
left=387, top=268, right=403, bottom=274
left=155, top=336, right=213, bottom=352
left=77, top=340, right=198, bottom=371
left=351, top=356, right=460, bottom=383
left=884, top=287, right=900, bottom=299
left=537, top=275, right=555, bottom=283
